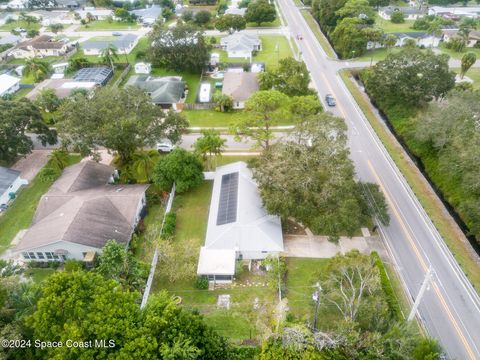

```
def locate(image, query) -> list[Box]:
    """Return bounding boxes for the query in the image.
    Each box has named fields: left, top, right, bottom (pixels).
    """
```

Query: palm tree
left=460, top=52, right=477, bottom=79
left=101, top=43, right=119, bottom=70
left=49, top=150, right=70, bottom=171
left=131, top=151, right=156, bottom=183
left=23, top=58, right=51, bottom=83
left=383, top=34, right=397, bottom=53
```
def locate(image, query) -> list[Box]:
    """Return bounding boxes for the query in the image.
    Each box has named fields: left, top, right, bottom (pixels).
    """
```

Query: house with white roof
left=76, top=8, right=113, bottom=20
left=225, top=7, right=246, bottom=16
left=197, top=161, right=283, bottom=283
left=0, top=167, right=28, bottom=208
left=0, top=73, right=20, bottom=97
left=82, top=34, right=138, bottom=56
left=378, top=6, right=427, bottom=20
left=220, top=32, right=262, bottom=61
left=130, top=5, right=162, bottom=25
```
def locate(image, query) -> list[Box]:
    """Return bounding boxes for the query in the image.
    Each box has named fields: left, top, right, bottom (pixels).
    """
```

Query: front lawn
left=437, top=44, right=480, bottom=60
left=152, top=180, right=276, bottom=342
left=0, top=20, right=40, bottom=31
left=78, top=20, right=140, bottom=31
left=0, top=154, right=82, bottom=254
left=246, top=17, right=281, bottom=28
left=216, top=35, right=293, bottom=70
left=183, top=108, right=295, bottom=127
left=375, top=17, right=415, bottom=33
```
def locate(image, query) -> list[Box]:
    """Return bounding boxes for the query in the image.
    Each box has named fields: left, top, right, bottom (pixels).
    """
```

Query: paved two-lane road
left=276, top=0, right=480, bottom=358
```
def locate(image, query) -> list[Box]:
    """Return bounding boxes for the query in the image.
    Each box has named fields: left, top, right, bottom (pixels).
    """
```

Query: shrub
left=195, top=276, right=209, bottom=289
left=371, top=251, right=402, bottom=320
left=64, top=259, right=83, bottom=272
left=161, top=212, right=177, bottom=239
left=390, top=11, right=405, bottom=24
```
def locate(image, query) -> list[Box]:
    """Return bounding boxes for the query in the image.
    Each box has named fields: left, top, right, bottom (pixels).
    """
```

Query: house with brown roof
left=14, top=161, right=148, bottom=262
left=222, top=71, right=259, bottom=109
left=9, top=35, right=71, bottom=59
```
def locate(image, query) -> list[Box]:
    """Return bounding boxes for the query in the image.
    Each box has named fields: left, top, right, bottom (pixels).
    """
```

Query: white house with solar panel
left=197, top=162, right=284, bottom=283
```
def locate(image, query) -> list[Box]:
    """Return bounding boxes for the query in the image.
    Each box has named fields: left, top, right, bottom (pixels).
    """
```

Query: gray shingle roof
left=126, top=75, right=185, bottom=104
left=82, top=34, right=138, bottom=52
left=15, top=161, right=148, bottom=252
left=0, top=167, right=21, bottom=196
left=222, top=72, right=258, bottom=102
left=220, top=32, right=261, bottom=53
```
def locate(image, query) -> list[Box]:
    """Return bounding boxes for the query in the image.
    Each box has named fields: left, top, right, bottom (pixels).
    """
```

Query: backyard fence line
left=113, top=63, right=131, bottom=88
left=140, top=183, right=176, bottom=309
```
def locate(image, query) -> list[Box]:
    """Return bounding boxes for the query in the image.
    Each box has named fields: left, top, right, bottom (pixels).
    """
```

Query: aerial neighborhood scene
left=1, top=0, right=480, bottom=357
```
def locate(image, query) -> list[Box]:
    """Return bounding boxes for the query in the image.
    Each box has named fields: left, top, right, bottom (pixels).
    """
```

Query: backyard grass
left=0, top=20, right=40, bottom=31
left=12, top=87, right=33, bottom=100
left=0, top=155, right=82, bottom=254
left=78, top=20, right=139, bottom=31
left=339, top=70, right=480, bottom=292
left=24, top=268, right=56, bottom=283
left=216, top=35, right=293, bottom=69
left=286, top=258, right=331, bottom=322
left=375, top=17, right=415, bottom=33
left=300, top=10, right=337, bottom=59
left=152, top=181, right=276, bottom=342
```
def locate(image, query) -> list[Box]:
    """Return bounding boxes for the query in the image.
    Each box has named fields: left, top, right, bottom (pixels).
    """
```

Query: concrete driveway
left=11, top=150, right=51, bottom=182
left=282, top=234, right=375, bottom=258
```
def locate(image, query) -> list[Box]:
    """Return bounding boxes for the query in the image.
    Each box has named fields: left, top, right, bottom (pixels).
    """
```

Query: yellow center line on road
left=294, top=9, right=477, bottom=357
left=367, top=160, right=476, bottom=360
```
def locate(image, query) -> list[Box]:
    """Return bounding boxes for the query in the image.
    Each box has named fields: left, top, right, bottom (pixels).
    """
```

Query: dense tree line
left=311, top=0, right=382, bottom=58
left=360, top=48, right=480, bottom=243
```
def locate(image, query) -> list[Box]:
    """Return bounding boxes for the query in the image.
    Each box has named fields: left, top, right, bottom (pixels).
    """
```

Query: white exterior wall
left=0, top=80, right=20, bottom=97
left=0, top=176, right=27, bottom=206
left=417, top=36, right=440, bottom=47
left=19, top=241, right=102, bottom=261
left=237, top=250, right=279, bottom=260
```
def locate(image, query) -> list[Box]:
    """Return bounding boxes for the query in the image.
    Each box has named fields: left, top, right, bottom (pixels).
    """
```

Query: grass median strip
left=339, top=70, right=480, bottom=293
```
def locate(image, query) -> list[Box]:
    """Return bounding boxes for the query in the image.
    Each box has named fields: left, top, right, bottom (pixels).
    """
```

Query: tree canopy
left=258, top=57, right=315, bottom=97
left=28, top=271, right=231, bottom=359
left=0, top=99, right=57, bottom=164
left=149, top=23, right=211, bottom=73
left=251, top=114, right=388, bottom=238
left=362, top=48, right=455, bottom=108
left=57, top=87, right=173, bottom=164
left=215, top=14, right=247, bottom=33
left=245, top=0, right=277, bottom=26
left=153, top=148, right=204, bottom=193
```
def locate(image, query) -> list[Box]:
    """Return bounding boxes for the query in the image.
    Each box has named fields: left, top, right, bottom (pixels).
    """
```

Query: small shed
left=199, top=83, right=211, bottom=103
left=197, top=247, right=236, bottom=283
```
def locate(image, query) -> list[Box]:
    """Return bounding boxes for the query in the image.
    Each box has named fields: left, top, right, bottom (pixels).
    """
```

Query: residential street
left=275, top=0, right=480, bottom=359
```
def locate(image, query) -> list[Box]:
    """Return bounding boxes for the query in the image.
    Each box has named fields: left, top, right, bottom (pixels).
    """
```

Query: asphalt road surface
left=276, top=0, right=480, bottom=358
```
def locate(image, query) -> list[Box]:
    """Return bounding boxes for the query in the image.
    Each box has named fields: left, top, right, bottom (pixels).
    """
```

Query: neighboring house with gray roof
left=378, top=6, right=427, bottom=20
left=14, top=161, right=148, bottom=262
left=220, top=32, right=261, bottom=60
left=197, top=161, right=283, bottom=283
left=130, top=5, right=162, bottom=25
left=126, top=75, right=186, bottom=110
left=0, top=167, right=28, bottom=208
left=222, top=71, right=258, bottom=109
left=82, top=34, right=139, bottom=56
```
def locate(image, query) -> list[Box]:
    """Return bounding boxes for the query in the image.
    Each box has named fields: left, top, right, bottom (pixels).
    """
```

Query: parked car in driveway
left=325, top=94, right=336, bottom=107
left=156, top=141, right=175, bottom=153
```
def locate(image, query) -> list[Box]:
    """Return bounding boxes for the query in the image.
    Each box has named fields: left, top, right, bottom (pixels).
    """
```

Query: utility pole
left=312, top=282, right=322, bottom=331
left=408, top=266, right=434, bottom=321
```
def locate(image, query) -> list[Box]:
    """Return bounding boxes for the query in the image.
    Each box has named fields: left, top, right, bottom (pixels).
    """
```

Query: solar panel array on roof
left=73, top=66, right=113, bottom=86
left=216, top=172, right=239, bottom=226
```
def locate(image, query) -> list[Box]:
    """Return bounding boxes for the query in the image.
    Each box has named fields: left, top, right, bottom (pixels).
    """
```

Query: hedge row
left=161, top=212, right=177, bottom=240
left=371, top=251, right=403, bottom=321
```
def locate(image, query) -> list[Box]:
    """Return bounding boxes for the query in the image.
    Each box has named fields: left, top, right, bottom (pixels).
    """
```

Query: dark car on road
left=325, top=94, right=336, bottom=107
